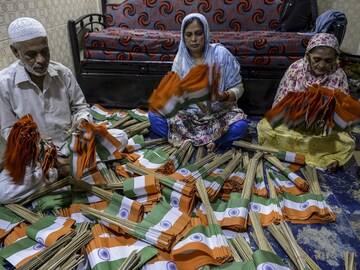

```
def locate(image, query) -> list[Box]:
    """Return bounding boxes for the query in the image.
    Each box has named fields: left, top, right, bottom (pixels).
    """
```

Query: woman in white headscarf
left=149, top=13, right=248, bottom=151
left=257, top=33, right=355, bottom=172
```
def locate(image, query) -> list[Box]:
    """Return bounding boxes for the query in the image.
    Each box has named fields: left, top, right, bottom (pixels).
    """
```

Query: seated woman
left=257, top=33, right=355, bottom=172
left=149, top=13, right=248, bottom=152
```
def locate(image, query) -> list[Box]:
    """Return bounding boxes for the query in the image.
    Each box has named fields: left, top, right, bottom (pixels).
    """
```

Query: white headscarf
left=172, top=13, right=242, bottom=93
left=8, top=17, right=47, bottom=43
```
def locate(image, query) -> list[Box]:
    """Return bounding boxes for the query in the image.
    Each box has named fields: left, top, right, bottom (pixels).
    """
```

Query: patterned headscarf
left=8, top=17, right=47, bottom=43
left=306, top=33, right=339, bottom=53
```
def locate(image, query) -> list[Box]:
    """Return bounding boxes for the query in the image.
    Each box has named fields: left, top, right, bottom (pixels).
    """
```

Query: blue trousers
left=148, top=111, right=249, bottom=147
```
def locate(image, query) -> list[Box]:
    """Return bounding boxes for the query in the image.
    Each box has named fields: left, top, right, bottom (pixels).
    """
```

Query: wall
left=0, top=0, right=102, bottom=71
left=318, top=0, right=360, bottom=54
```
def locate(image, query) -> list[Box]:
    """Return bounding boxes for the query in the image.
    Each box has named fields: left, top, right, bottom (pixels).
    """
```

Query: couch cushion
left=106, top=0, right=283, bottom=31
left=84, top=27, right=311, bottom=66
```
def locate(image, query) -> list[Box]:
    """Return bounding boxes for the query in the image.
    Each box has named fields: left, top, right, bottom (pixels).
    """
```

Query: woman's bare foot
left=327, top=161, right=339, bottom=173
left=206, top=142, right=216, bottom=152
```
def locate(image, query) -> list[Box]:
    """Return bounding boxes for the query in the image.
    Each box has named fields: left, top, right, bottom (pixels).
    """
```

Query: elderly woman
left=257, top=33, right=355, bottom=172
left=149, top=13, right=248, bottom=152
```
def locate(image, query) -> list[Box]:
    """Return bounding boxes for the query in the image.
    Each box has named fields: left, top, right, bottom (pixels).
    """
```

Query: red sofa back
left=106, top=0, right=282, bottom=32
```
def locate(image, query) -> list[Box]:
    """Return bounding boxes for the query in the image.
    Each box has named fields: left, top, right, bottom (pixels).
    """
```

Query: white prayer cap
left=8, top=17, right=47, bottom=43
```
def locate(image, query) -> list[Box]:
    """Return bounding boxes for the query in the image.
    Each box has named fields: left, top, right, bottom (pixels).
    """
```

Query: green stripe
left=123, top=178, right=136, bottom=198
left=282, top=191, right=324, bottom=203
left=104, top=193, right=124, bottom=216
left=142, top=148, right=169, bottom=164
left=134, top=201, right=171, bottom=237
left=183, top=223, right=223, bottom=240
left=211, top=193, right=249, bottom=212
left=127, top=110, right=148, bottom=122
left=92, top=246, right=157, bottom=270
left=252, top=249, right=287, bottom=267
left=26, top=216, right=58, bottom=241
left=130, top=134, right=145, bottom=145
left=0, top=206, right=22, bottom=224
left=96, top=138, right=113, bottom=160
left=35, top=192, right=73, bottom=211
left=251, top=194, right=277, bottom=206
left=0, top=237, right=38, bottom=258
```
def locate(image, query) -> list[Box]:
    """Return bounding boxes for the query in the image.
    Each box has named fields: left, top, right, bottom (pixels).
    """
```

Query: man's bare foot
left=327, top=161, right=339, bottom=173
left=206, top=142, right=216, bottom=152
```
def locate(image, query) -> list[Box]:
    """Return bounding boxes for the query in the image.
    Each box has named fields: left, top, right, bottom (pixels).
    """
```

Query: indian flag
left=162, top=187, right=195, bottom=216
left=25, top=216, right=75, bottom=247
left=90, top=104, right=127, bottom=127
left=142, top=260, right=178, bottom=270
left=126, top=134, right=145, bottom=152
left=134, top=201, right=191, bottom=251
left=123, top=174, right=160, bottom=198
left=0, top=206, right=23, bottom=239
left=128, top=108, right=149, bottom=122
left=250, top=195, right=283, bottom=226
left=86, top=236, right=157, bottom=270
left=0, top=236, right=45, bottom=268
left=267, top=169, right=305, bottom=195
left=279, top=191, right=336, bottom=224
left=197, top=193, right=249, bottom=231
left=253, top=249, right=292, bottom=270
left=275, top=150, right=305, bottom=165
left=93, top=124, right=123, bottom=160
left=134, top=148, right=169, bottom=170
left=104, top=193, right=144, bottom=223
left=172, top=223, right=232, bottom=269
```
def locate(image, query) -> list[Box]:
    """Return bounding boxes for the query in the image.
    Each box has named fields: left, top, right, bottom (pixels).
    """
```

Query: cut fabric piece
left=3, top=114, right=40, bottom=184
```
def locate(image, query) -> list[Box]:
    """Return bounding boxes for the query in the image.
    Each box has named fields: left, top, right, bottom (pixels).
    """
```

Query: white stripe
left=172, top=232, right=227, bottom=251
left=71, top=213, right=93, bottom=224
left=285, top=152, right=296, bottom=163
left=281, top=197, right=329, bottom=211
left=213, top=207, right=248, bottom=220
left=6, top=243, right=45, bottom=266
left=0, top=219, right=18, bottom=232
left=256, top=262, right=290, bottom=270
left=35, top=217, right=68, bottom=245
left=88, top=240, right=148, bottom=268
left=144, top=208, right=183, bottom=242
left=250, top=202, right=282, bottom=215
left=133, top=176, right=147, bottom=197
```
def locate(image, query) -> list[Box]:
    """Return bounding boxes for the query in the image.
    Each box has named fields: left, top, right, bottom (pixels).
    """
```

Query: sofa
left=68, top=0, right=313, bottom=115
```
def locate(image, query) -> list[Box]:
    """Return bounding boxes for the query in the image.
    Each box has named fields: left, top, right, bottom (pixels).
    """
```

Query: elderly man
left=0, top=17, right=92, bottom=204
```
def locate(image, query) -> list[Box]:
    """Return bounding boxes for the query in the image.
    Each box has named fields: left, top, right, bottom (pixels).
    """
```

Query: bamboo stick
left=241, top=152, right=263, bottom=200
left=109, top=115, right=131, bottom=129
left=249, top=211, right=273, bottom=252
left=5, top=204, right=42, bottom=224
left=19, top=177, right=70, bottom=205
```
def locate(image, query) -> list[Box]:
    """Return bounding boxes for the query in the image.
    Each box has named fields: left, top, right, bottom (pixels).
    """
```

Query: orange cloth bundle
left=265, top=84, right=360, bottom=134
left=3, top=114, right=40, bottom=184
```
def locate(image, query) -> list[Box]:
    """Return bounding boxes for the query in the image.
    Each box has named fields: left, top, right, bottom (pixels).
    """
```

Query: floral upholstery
left=84, top=0, right=312, bottom=67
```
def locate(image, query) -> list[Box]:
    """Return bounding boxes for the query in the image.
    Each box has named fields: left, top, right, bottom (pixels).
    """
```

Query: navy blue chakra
left=300, top=202, right=310, bottom=210
left=98, top=248, right=111, bottom=261
left=228, top=208, right=240, bottom=217
left=190, top=233, right=203, bottom=242
left=170, top=197, right=180, bottom=207
left=261, top=262, right=276, bottom=270
left=250, top=202, right=261, bottom=212
left=119, top=208, right=129, bottom=219
left=166, top=261, right=178, bottom=270
left=160, top=220, right=172, bottom=229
